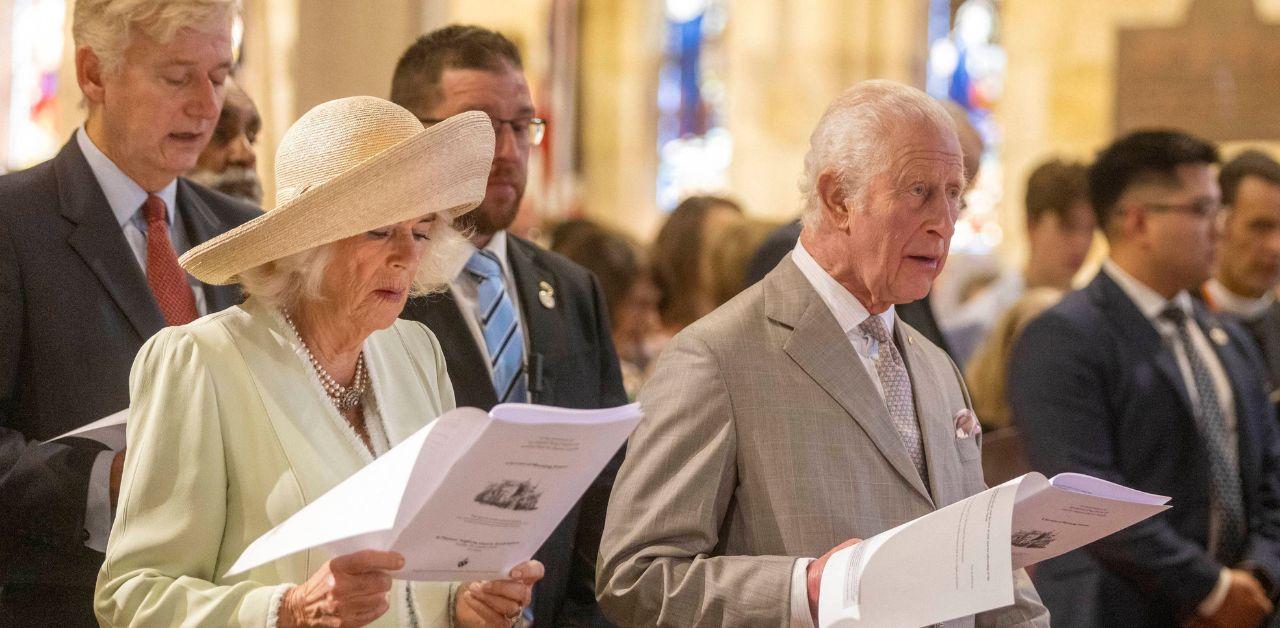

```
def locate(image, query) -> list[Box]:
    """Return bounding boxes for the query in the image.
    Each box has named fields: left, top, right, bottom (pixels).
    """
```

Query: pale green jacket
left=96, top=298, right=458, bottom=627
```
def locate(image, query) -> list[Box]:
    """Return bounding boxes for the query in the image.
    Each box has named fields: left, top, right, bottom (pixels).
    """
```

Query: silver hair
left=798, top=80, right=960, bottom=229
left=236, top=220, right=472, bottom=312
left=73, top=0, right=239, bottom=74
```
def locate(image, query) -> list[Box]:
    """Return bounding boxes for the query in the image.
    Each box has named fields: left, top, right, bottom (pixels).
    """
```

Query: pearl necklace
left=283, top=311, right=369, bottom=412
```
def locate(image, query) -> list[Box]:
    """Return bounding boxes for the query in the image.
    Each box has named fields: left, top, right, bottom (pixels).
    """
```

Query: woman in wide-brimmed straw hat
left=96, top=96, right=540, bottom=627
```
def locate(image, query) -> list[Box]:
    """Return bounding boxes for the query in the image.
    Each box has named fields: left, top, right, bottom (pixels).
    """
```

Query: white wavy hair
left=799, top=80, right=959, bottom=228
left=73, top=0, right=239, bottom=74
left=237, top=220, right=472, bottom=312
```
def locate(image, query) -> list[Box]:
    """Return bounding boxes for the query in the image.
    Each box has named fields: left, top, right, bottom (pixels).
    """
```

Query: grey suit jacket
left=596, top=256, right=1048, bottom=627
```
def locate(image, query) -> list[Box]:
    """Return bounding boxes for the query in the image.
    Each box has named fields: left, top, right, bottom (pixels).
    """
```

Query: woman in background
left=650, top=195, right=744, bottom=336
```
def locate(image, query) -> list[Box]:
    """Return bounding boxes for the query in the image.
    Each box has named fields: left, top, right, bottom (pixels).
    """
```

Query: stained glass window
left=4, top=0, right=66, bottom=172
left=927, top=0, right=1006, bottom=254
left=656, top=0, right=729, bottom=211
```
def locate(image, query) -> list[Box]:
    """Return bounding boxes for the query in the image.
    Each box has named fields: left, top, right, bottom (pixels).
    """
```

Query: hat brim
left=180, top=111, right=495, bottom=285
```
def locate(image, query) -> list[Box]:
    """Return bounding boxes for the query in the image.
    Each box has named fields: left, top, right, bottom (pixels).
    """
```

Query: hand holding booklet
left=818, top=472, right=1170, bottom=627
left=226, top=402, right=641, bottom=581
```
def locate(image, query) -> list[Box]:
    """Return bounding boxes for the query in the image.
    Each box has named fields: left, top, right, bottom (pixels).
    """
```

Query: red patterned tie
left=143, top=195, right=199, bottom=326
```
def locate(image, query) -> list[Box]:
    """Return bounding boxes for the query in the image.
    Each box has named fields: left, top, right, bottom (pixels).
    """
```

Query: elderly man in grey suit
left=596, top=80, right=1048, bottom=627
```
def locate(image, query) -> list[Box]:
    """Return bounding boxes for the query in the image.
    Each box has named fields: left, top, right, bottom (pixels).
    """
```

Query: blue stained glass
left=656, top=1, right=731, bottom=211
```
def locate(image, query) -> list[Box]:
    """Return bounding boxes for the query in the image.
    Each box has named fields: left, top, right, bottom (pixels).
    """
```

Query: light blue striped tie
left=465, top=250, right=527, bottom=403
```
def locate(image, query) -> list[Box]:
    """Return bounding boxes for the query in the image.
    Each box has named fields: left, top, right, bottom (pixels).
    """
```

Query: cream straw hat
left=180, top=96, right=495, bottom=285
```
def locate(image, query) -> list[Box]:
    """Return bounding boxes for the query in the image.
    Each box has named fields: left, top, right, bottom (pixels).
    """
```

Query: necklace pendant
left=338, top=388, right=361, bottom=411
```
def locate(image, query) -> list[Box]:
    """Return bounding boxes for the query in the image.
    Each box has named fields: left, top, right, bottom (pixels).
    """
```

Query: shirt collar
left=455, top=230, right=513, bottom=281
left=791, top=240, right=895, bottom=336
left=484, top=229, right=509, bottom=264
left=1103, top=258, right=1193, bottom=322
left=1205, top=278, right=1275, bottom=321
left=76, top=127, right=178, bottom=227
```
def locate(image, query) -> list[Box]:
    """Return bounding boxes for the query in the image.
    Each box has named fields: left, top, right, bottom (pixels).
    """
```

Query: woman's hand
left=455, top=560, right=545, bottom=627
left=278, top=550, right=403, bottom=628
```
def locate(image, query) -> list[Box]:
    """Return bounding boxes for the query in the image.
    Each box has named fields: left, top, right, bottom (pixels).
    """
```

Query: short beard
left=187, top=166, right=264, bottom=205
left=454, top=198, right=519, bottom=240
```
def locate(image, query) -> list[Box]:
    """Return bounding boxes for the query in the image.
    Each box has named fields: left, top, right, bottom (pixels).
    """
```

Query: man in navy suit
left=391, top=25, right=626, bottom=627
left=0, top=1, right=258, bottom=625
left=1011, top=130, right=1280, bottom=628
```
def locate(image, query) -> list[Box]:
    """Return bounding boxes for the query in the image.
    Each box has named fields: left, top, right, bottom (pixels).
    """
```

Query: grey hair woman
left=96, top=97, right=541, bottom=627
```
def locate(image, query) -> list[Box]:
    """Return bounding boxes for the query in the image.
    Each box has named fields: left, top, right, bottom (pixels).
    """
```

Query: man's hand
left=806, top=538, right=862, bottom=623
left=109, top=448, right=126, bottom=509
left=1186, top=569, right=1273, bottom=628
left=455, top=560, right=544, bottom=627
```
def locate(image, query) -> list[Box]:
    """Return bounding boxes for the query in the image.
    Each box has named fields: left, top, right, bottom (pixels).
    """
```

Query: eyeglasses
left=1142, top=199, right=1222, bottom=219
left=418, top=115, right=546, bottom=147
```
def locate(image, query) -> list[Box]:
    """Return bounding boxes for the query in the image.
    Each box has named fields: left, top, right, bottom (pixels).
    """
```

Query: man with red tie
left=0, top=1, right=258, bottom=625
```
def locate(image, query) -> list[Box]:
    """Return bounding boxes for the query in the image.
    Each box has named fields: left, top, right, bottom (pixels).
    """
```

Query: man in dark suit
left=391, top=25, right=626, bottom=627
left=1203, top=150, right=1280, bottom=407
left=1011, top=131, right=1280, bottom=628
left=0, top=2, right=258, bottom=625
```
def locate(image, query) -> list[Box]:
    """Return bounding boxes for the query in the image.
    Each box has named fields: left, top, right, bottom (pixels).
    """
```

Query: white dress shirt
left=1206, top=278, right=1276, bottom=322
left=784, top=241, right=901, bottom=627
left=1103, top=260, right=1236, bottom=615
left=76, top=127, right=207, bottom=553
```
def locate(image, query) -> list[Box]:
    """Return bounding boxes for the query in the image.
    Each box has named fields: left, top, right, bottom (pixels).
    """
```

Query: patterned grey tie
left=1161, top=305, right=1246, bottom=563
left=858, top=315, right=929, bottom=484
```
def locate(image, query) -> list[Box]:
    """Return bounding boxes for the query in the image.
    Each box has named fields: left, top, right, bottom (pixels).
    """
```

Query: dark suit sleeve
left=591, top=273, right=627, bottom=408
left=1224, top=323, right=1280, bottom=590
left=1009, top=311, right=1221, bottom=618
left=0, top=219, right=24, bottom=479
left=558, top=273, right=627, bottom=627
left=0, top=221, right=102, bottom=552
left=1243, top=402, right=1280, bottom=595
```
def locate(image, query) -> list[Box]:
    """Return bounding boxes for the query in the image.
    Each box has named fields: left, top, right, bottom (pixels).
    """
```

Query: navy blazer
left=401, top=233, right=627, bottom=627
left=1010, top=270, right=1280, bottom=627
left=0, top=138, right=259, bottom=625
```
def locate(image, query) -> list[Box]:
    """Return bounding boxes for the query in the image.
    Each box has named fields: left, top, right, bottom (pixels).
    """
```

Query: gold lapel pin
left=907, top=334, right=914, bottom=345
left=538, top=281, right=556, bottom=309
left=1209, top=327, right=1229, bottom=346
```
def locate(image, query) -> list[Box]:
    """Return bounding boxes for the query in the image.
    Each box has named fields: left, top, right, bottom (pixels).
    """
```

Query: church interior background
left=3, top=0, right=1279, bottom=308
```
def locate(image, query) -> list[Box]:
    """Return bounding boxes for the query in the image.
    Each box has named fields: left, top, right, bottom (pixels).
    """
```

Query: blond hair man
left=0, top=2, right=258, bottom=624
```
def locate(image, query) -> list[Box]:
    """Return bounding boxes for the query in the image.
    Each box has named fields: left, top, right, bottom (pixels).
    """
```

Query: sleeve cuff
left=790, top=557, right=816, bottom=628
left=448, top=581, right=460, bottom=627
left=1197, top=568, right=1231, bottom=617
left=84, top=449, right=117, bottom=553
left=266, top=583, right=295, bottom=628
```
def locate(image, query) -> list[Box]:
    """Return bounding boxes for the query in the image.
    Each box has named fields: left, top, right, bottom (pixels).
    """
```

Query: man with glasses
left=1010, top=130, right=1280, bottom=627
left=390, top=25, right=625, bottom=627
left=1202, top=150, right=1280, bottom=412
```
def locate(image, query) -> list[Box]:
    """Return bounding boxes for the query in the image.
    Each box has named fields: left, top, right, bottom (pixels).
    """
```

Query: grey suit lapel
left=897, top=320, right=962, bottom=504
left=54, top=139, right=164, bottom=339
left=766, top=257, right=933, bottom=503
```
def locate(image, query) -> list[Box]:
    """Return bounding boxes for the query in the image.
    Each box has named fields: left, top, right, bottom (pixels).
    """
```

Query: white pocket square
left=954, top=409, right=981, bottom=439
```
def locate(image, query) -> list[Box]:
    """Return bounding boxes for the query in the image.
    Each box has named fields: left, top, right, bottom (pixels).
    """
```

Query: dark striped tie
left=465, top=250, right=528, bottom=403
left=1161, top=305, right=1246, bottom=563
